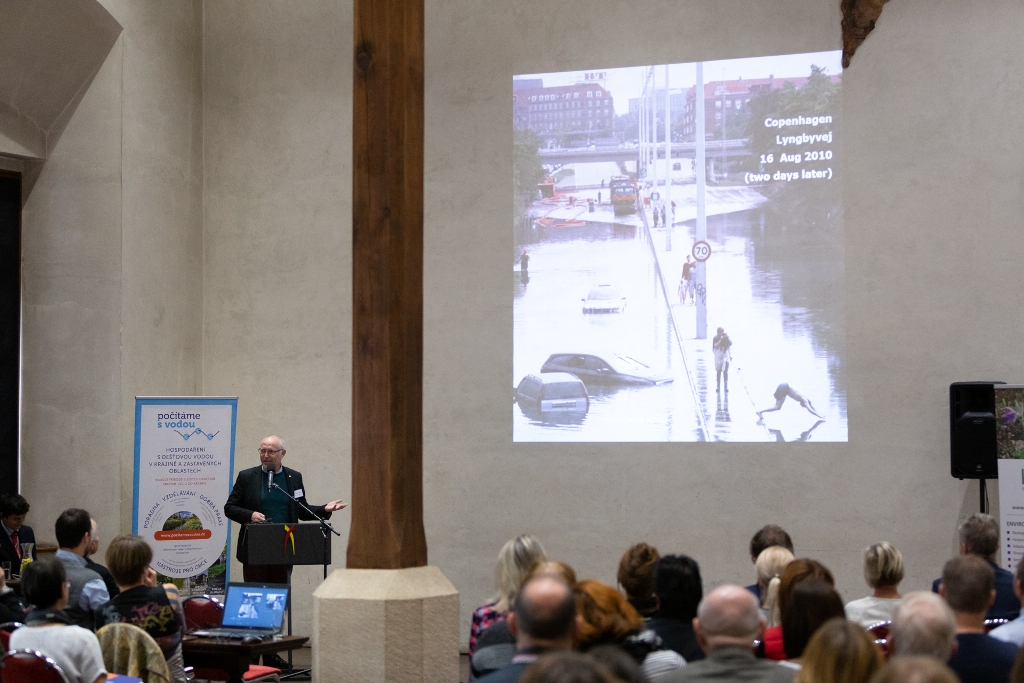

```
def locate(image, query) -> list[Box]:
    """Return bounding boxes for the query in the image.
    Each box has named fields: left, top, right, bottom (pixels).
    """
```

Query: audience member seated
left=586, top=645, right=647, bottom=683
left=763, top=558, right=834, bottom=661
left=780, top=581, right=845, bottom=665
left=793, top=617, right=882, bottom=683
left=939, top=554, right=1017, bottom=683
left=0, top=562, right=26, bottom=622
left=990, top=555, right=1024, bottom=646
left=0, top=492, right=36, bottom=565
left=931, top=513, right=1018, bottom=620
left=576, top=579, right=684, bottom=679
left=617, top=542, right=661, bottom=618
left=745, top=526, right=794, bottom=603
left=95, top=534, right=186, bottom=683
left=519, top=652, right=618, bottom=683
left=754, top=546, right=793, bottom=628
left=470, top=534, right=547, bottom=656
left=867, top=656, right=960, bottom=683
left=54, top=508, right=109, bottom=629
left=659, top=584, right=795, bottom=683
left=647, top=554, right=705, bottom=663
left=473, top=561, right=579, bottom=679
left=888, top=591, right=957, bottom=661
left=84, top=518, right=118, bottom=600
left=845, top=542, right=904, bottom=627
left=474, top=576, right=577, bottom=683
left=8, top=557, right=107, bottom=683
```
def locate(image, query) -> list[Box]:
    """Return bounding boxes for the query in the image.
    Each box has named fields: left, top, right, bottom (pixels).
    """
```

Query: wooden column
left=348, top=0, right=427, bottom=569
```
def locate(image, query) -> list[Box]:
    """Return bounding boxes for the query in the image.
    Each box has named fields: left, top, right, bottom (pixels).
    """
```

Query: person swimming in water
left=757, top=383, right=824, bottom=420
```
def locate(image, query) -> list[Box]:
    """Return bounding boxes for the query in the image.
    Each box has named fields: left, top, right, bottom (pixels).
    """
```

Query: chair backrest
left=0, top=622, right=24, bottom=652
left=1, top=650, right=70, bottom=683
left=866, top=620, right=890, bottom=646
left=95, top=622, right=171, bottom=683
left=985, top=618, right=1010, bottom=633
left=182, top=595, right=224, bottom=631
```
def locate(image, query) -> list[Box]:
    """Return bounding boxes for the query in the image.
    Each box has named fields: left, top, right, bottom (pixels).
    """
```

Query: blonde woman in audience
left=755, top=546, right=794, bottom=627
left=869, top=656, right=960, bottom=683
left=794, top=617, right=882, bottom=683
left=844, top=542, right=904, bottom=627
left=469, top=534, right=547, bottom=656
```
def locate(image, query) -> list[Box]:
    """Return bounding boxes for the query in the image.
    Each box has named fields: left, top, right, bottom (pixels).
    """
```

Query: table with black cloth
left=182, top=634, right=308, bottom=683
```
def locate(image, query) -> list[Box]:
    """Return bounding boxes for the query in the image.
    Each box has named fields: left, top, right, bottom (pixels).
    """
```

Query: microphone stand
left=269, top=482, right=342, bottom=679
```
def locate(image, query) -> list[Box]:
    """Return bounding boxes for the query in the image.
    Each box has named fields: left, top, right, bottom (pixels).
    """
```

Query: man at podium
left=224, top=435, right=347, bottom=583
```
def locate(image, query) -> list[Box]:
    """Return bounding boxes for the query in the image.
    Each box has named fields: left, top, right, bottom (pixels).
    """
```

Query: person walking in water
left=757, top=383, right=825, bottom=420
left=712, top=327, right=732, bottom=393
left=680, top=256, right=696, bottom=304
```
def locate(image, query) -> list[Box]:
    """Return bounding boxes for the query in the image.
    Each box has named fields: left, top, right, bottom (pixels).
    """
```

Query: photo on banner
left=997, top=385, right=1024, bottom=572
left=133, top=397, right=238, bottom=594
left=513, top=50, right=847, bottom=443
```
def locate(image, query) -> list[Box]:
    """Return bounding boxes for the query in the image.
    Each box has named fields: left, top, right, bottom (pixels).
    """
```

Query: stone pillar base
left=312, top=566, right=459, bottom=683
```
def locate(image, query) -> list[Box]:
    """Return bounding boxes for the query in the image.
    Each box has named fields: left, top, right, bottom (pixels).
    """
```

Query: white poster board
left=996, top=386, right=1024, bottom=572
left=133, top=397, right=237, bottom=592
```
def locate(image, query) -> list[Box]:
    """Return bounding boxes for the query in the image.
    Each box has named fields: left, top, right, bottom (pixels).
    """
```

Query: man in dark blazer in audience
left=224, top=434, right=347, bottom=583
left=84, top=518, right=118, bottom=599
left=660, top=585, right=795, bottom=683
left=940, top=555, right=1017, bottom=683
left=0, top=493, right=36, bottom=567
left=475, top=576, right=577, bottom=683
left=931, top=513, right=1018, bottom=620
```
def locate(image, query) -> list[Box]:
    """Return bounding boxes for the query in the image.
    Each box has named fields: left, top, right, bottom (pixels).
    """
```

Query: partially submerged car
left=582, top=285, right=626, bottom=314
left=515, top=372, right=590, bottom=416
left=540, top=353, right=673, bottom=385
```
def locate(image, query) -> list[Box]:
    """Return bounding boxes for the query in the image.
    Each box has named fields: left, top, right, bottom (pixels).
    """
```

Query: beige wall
left=10, top=0, right=1024, bottom=652
left=202, top=0, right=353, bottom=636
left=422, top=0, right=1024, bottom=644
left=17, top=0, right=204, bottom=554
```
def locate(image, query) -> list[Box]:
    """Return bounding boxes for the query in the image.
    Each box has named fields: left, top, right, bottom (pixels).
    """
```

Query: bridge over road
left=539, top=139, right=749, bottom=165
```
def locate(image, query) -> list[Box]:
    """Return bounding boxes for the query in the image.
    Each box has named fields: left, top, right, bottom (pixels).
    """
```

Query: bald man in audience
left=474, top=576, right=578, bottom=683
left=939, top=555, right=1017, bottom=683
left=888, top=591, right=958, bottom=660
left=661, top=584, right=794, bottom=683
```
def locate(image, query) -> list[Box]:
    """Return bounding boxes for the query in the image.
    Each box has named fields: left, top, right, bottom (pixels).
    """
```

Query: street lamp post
left=695, top=62, right=707, bottom=340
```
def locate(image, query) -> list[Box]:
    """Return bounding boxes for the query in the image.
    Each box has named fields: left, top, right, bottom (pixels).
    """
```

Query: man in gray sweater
left=54, top=508, right=108, bottom=629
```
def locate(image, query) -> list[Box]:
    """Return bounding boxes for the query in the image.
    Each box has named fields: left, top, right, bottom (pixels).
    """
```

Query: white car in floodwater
left=582, top=284, right=626, bottom=314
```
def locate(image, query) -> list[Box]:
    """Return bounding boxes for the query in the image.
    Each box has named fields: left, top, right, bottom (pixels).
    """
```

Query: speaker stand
left=980, top=478, right=988, bottom=514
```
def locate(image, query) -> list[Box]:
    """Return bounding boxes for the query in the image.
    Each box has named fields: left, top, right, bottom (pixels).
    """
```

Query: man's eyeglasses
left=258, top=448, right=282, bottom=456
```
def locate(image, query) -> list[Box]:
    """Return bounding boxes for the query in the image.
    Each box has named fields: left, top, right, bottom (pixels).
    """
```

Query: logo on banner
left=173, top=428, right=220, bottom=441
left=283, top=525, right=297, bottom=555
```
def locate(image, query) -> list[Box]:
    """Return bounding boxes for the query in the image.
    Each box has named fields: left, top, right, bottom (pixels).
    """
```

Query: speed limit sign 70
left=692, top=241, right=711, bottom=262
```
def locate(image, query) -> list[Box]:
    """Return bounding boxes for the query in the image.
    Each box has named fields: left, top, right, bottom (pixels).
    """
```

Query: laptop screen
left=220, top=583, right=289, bottom=629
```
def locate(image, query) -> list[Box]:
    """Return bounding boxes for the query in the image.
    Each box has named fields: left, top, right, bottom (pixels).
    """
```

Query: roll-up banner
left=133, top=397, right=237, bottom=594
left=997, top=386, right=1024, bottom=573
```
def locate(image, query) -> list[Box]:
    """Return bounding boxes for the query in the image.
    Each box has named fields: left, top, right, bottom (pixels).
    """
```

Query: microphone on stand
left=268, top=468, right=274, bottom=492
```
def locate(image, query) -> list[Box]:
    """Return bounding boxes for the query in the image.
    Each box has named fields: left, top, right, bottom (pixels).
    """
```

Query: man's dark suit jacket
left=932, top=559, right=1019, bottom=621
left=0, top=523, right=35, bottom=566
left=223, top=466, right=331, bottom=564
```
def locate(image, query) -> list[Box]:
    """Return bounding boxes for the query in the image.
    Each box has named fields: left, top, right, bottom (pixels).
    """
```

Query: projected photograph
left=997, top=387, right=1024, bottom=459
left=513, top=51, right=847, bottom=442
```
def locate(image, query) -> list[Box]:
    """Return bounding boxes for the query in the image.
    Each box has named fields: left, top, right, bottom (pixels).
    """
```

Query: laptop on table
left=191, top=582, right=290, bottom=640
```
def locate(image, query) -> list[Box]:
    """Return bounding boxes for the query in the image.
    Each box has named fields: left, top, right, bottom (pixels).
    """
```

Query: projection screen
left=513, top=51, right=846, bottom=443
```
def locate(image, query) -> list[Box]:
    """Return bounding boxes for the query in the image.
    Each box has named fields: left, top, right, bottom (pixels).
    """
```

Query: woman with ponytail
left=755, top=545, right=794, bottom=628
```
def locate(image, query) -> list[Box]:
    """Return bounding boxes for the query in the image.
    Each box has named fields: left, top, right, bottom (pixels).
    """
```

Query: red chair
left=0, top=622, right=23, bottom=652
left=985, top=618, right=1010, bottom=633
left=181, top=597, right=280, bottom=683
left=866, top=620, right=890, bottom=646
left=1, top=650, right=70, bottom=683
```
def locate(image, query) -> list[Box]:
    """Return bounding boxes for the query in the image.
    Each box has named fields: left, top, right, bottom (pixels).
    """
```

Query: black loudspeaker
left=950, top=382, right=1003, bottom=479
